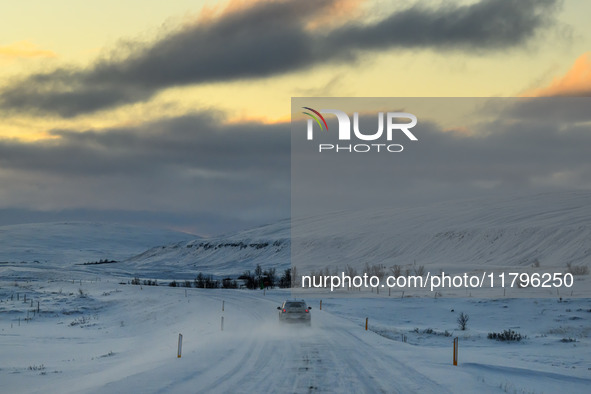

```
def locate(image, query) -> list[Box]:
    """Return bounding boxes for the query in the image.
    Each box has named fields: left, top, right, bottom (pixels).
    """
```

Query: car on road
left=277, top=300, right=312, bottom=325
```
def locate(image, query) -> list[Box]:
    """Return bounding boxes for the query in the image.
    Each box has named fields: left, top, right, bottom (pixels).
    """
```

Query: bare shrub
left=413, top=264, right=425, bottom=277
left=457, top=312, right=469, bottom=330
left=345, top=265, right=358, bottom=277
left=365, top=263, right=386, bottom=280
left=566, top=263, right=589, bottom=276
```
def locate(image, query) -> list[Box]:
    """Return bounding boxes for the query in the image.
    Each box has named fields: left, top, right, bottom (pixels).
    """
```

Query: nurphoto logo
left=302, top=107, right=418, bottom=153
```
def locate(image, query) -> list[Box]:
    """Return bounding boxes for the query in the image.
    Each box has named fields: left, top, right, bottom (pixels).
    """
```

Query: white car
left=277, top=300, right=312, bottom=325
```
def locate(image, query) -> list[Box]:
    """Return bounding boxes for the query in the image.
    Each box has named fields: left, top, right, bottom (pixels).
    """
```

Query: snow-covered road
left=2, top=280, right=590, bottom=393
left=93, top=290, right=448, bottom=393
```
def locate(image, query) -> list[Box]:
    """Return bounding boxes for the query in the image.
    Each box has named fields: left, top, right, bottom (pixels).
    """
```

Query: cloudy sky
left=1, top=0, right=590, bottom=235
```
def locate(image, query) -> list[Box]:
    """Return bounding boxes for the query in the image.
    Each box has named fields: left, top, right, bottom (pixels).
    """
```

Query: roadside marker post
left=177, top=334, right=183, bottom=358
left=320, top=300, right=322, bottom=310
left=453, top=337, right=458, bottom=366
left=365, top=317, right=368, bottom=331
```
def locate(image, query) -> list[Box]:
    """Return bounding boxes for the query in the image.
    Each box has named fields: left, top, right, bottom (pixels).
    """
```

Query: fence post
left=177, top=333, right=183, bottom=358
left=453, top=337, right=458, bottom=366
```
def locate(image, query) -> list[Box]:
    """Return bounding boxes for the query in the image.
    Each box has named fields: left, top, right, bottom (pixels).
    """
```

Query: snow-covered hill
left=0, top=222, right=196, bottom=265
left=119, top=191, right=591, bottom=281
left=2, top=191, right=589, bottom=284
left=292, top=190, right=591, bottom=275
left=121, top=220, right=290, bottom=279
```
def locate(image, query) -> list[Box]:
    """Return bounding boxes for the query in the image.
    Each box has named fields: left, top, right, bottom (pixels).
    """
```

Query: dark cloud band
left=0, top=0, right=560, bottom=117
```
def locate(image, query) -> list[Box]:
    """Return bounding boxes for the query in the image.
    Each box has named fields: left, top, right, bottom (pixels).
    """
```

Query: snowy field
left=1, top=191, right=590, bottom=393
left=1, top=274, right=590, bottom=394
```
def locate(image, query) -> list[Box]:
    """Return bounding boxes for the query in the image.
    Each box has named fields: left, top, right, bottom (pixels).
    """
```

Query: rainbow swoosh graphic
left=302, top=107, right=328, bottom=131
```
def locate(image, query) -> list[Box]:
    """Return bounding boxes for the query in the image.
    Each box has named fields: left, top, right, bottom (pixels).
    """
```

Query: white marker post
left=177, top=334, right=183, bottom=358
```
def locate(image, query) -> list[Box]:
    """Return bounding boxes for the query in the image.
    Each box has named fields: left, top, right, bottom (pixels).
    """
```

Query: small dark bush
left=487, top=329, right=525, bottom=342
left=566, top=263, right=589, bottom=276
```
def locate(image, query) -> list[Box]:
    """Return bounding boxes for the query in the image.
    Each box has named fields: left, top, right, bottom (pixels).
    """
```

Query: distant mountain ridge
left=291, top=191, right=591, bottom=274
left=121, top=219, right=290, bottom=279
left=0, top=222, right=197, bottom=265
left=1, top=191, right=590, bottom=281
left=122, top=191, right=591, bottom=279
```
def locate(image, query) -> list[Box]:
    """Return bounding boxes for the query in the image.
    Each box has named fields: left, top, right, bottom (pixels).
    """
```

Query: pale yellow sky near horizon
left=1, top=0, right=591, bottom=141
